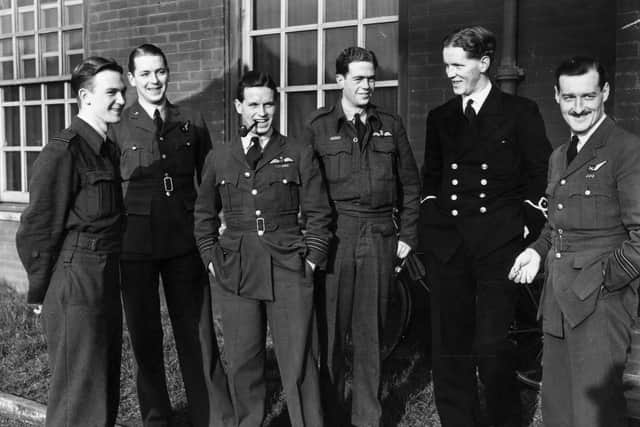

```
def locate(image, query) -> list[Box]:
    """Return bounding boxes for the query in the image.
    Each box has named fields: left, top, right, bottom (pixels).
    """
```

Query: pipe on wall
left=495, top=0, right=524, bottom=94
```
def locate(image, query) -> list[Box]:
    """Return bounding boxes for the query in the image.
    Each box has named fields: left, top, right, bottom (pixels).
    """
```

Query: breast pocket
left=265, top=166, right=301, bottom=209
left=120, top=142, right=154, bottom=179
left=175, top=137, right=196, bottom=175
left=216, top=172, right=241, bottom=212
left=84, top=170, right=118, bottom=219
left=566, top=182, right=615, bottom=229
left=316, top=140, right=353, bottom=183
left=370, top=137, right=396, bottom=181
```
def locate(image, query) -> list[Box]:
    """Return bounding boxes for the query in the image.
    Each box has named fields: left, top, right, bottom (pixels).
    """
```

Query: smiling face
left=234, top=86, right=277, bottom=136
left=442, top=46, right=490, bottom=96
left=128, top=54, right=169, bottom=106
left=337, top=61, right=376, bottom=110
left=79, top=69, right=126, bottom=126
left=555, top=68, right=609, bottom=136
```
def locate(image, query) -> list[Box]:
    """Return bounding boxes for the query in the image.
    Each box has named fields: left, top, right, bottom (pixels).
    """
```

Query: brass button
left=557, top=203, right=564, bottom=210
left=220, top=180, right=225, bottom=185
left=353, top=137, right=358, bottom=143
left=480, top=206, right=487, bottom=213
left=161, top=154, right=166, bottom=159
left=481, top=163, right=488, bottom=170
left=132, top=146, right=137, bottom=151
left=251, top=189, right=258, bottom=195
left=451, top=209, right=459, bottom=216
left=451, top=163, right=458, bottom=170
left=584, top=189, right=591, bottom=196
left=555, top=252, right=562, bottom=259
left=451, top=179, right=459, bottom=186
left=479, top=192, right=486, bottom=199
left=255, top=210, right=262, bottom=216
left=244, top=171, right=251, bottom=178
left=558, top=228, right=563, bottom=235
left=560, top=179, right=566, bottom=185
left=480, top=179, right=487, bottom=186
left=451, top=194, right=458, bottom=201
left=282, top=179, right=288, bottom=184
left=159, top=137, right=164, bottom=142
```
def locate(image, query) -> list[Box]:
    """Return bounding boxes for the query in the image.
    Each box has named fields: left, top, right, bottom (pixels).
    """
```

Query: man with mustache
left=304, top=46, right=420, bottom=427
left=109, top=44, right=232, bottom=426
left=510, top=56, right=640, bottom=427
left=420, top=26, right=551, bottom=426
left=16, top=57, right=126, bottom=426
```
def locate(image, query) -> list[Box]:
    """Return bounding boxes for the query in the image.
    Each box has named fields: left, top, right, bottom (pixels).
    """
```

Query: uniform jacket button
left=451, top=179, right=459, bottom=186
left=560, top=179, right=567, bottom=185
left=451, top=209, right=459, bottom=216
left=480, top=179, right=487, bottom=186
left=161, top=154, right=166, bottom=159
left=557, top=203, right=564, bottom=210
left=480, top=206, right=487, bottom=213
left=282, top=179, right=288, bottom=184
left=479, top=192, right=486, bottom=199
left=255, top=209, right=262, bottom=216
left=584, top=189, right=591, bottom=196
left=353, top=137, right=358, bottom=143
left=451, top=194, right=458, bottom=201
left=555, top=252, right=562, bottom=259
left=481, top=163, right=488, bottom=170
left=251, top=189, right=258, bottom=195
left=244, top=171, right=251, bottom=178
left=451, top=163, right=458, bottom=170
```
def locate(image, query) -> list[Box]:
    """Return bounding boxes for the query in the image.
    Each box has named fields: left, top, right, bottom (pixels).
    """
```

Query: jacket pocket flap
left=216, top=172, right=238, bottom=186
left=218, top=234, right=242, bottom=252
left=371, top=138, right=395, bottom=153
left=317, top=140, right=352, bottom=156
left=86, top=170, right=115, bottom=183
left=572, top=250, right=607, bottom=268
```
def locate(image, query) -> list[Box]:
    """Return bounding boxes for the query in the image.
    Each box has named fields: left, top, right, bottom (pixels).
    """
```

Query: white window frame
left=241, top=0, right=399, bottom=135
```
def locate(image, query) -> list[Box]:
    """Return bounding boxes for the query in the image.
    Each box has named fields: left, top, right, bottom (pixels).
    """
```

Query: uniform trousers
left=121, top=250, right=232, bottom=427
left=542, top=285, right=635, bottom=427
left=425, top=237, right=522, bottom=427
left=317, top=213, right=397, bottom=427
left=43, top=247, right=122, bottom=427
left=213, top=262, right=322, bottom=427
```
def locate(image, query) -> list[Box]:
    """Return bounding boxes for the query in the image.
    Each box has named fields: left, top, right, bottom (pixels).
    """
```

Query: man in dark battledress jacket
left=194, top=71, right=332, bottom=427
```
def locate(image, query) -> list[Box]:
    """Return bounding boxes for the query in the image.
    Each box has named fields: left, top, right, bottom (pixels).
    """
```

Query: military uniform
left=304, top=102, right=420, bottom=427
left=194, top=130, right=332, bottom=427
left=16, top=117, right=124, bottom=427
left=109, top=101, right=232, bottom=427
left=529, top=117, right=640, bottom=427
left=420, top=85, right=551, bottom=427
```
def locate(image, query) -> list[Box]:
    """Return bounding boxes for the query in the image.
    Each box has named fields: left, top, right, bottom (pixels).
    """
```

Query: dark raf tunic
left=420, top=85, right=551, bottom=427
left=303, top=102, right=420, bottom=427
left=16, top=117, right=124, bottom=427
left=109, top=100, right=232, bottom=427
left=194, top=130, right=332, bottom=427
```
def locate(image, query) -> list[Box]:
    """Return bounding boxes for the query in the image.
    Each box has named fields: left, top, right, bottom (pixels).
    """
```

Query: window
left=0, top=0, right=82, bottom=203
left=243, top=0, right=400, bottom=138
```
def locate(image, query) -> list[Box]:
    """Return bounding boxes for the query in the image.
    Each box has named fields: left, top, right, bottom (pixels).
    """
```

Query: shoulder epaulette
left=306, top=105, right=334, bottom=124
left=50, top=128, right=78, bottom=144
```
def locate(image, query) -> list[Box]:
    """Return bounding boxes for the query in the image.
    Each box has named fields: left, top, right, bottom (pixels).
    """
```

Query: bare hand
left=397, top=240, right=411, bottom=259
left=508, top=248, right=541, bottom=284
left=208, top=262, right=215, bottom=278
left=306, top=259, right=316, bottom=271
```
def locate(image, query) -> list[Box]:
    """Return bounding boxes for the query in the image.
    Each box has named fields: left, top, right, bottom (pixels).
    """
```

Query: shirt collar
left=71, top=115, right=107, bottom=155
left=462, top=81, right=492, bottom=114
left=137, top=96, right=167, bottom=120
left=241, top=128, right=273, bottom=153
left=573, top=113, right=607, bottom=152
left=333, top=101, right=381, bottom=133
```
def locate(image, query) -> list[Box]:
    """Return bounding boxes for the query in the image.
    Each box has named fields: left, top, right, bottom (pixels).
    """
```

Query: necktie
left=246, top=136, right=262, bottom=170
left=153, top=109, right=163, bottom=135
left=354, top=113, right=367, bottom=145
left=567, top=135, right=579, bottom=165
left=464, top=99, right=476, bottom=124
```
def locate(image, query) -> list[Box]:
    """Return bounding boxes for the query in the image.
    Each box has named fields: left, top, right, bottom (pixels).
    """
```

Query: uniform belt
left=225, top=215, right=299, bottom=235
left=552, top=229, right=627, bottom=253
left=62, top=231, right=121, bottom=253
left=126, top=175, right=194, bottom=196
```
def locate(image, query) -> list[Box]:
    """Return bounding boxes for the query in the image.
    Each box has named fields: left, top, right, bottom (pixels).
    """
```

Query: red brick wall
left=406, top=0, right=617, bottom=164
left=615, top=0, right=640, bottom=136
left=86, top=0, right=227, bottom=141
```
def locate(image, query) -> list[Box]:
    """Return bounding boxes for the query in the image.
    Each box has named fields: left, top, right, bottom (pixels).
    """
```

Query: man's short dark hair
left=442, top=26, right=496, bottom=64
left=236, top=70, right=278, bottom=101
left=555, top=56, right=608, bottom=90
left=335, top=46, right=378, bottom=76
left=70, top=56, right=123, bottom=95
left=128, top=43, right=168, bottom=73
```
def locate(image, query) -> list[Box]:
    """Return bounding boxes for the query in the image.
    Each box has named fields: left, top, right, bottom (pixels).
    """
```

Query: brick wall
left=406, top=0, right=617, bottom=164
left=615, top=0, right=640, bottom=136
left=86, top=0, right=227, bottom=142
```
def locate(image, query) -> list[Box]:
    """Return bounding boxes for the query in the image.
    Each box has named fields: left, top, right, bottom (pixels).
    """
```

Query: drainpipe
left=495, top=0, right=524, bottom=94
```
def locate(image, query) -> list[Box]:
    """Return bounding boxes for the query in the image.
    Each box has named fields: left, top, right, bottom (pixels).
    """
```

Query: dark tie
left=153, top=109, right=163, bottom=135
left=567, top=135, right=579, bottom=166
left=354, top=113, right=367, bottom=145
left=464, top=99, right=476, bottom=124
left=246, top=136, right=262, bottom=170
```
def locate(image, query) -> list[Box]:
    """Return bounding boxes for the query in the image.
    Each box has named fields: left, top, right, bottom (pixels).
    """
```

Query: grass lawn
left=0, top=279, right=543, bottom=426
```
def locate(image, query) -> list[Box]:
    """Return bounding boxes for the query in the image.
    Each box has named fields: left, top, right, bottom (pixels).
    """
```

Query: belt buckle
left=163, top=175, right=174, bottom=196
left=256, top=217, right=265, bottom=236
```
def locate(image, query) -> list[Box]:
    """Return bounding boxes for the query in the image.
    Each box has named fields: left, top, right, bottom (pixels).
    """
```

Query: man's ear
left=479, top=55, right=491, bottom=73
left=234, top=98, right=243, bottom=115
left=336, top=73, right=345, bottom=89
left=554, top=85, right=560, bottom=105
left=127, top=72, right=136, bottom=87
left=601, top=81, right=610, bottom=103
left=78, top=87, right=91, bottom=106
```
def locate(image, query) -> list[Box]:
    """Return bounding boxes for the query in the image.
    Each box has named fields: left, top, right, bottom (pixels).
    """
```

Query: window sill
left=0, top=203, right=25, bottom=221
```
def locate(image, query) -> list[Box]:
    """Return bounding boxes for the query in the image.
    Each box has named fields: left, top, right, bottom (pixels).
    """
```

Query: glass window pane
left=44, top=56, right=58, bottom=75
left=64, top=4, right=82, bottom=25
left=69, top=102, right=77, bottom=117
left=366, top=0, right=398, bottom=18
left=0, top=38, right=11, bottom=56
left=41, top=33, right=58, bottom=52
left=0, top=60, right=12, bottom=79
left=365, top=23, right=398, bottom=80
left=41, top=0, right=57, bottom=4
left=64, top=29, right=82, bottom=50
left=19, top=11, right=34, bottom=32
left=288, top=0, right=316, bottom=26
left=0, top=0, right=11, bottom=10
left=286, top=92, right=316, bottom=138
left=5, top=152, right=21, bottom=191
left=67, top=53, right=81, bottom=73
left=287, top=31, right=316, bottom=86
left=17, top=0, right=32, bottom=6
left=22, top=57, right=35, bottom=77
left=325, top=0, right=356, bottom=22
left=26, top=150, right=39, bottom=191
left=19, top=36, right=34, bottom=54
left=371, top=86, right=397, bottom=114
left=325, top=27, right=356, bottom=83
left=324, top=89, right=340, bottom=107
left=24, top=83, right=39, bottom=99
left=253, top=34, right=280, bottom=86
left=0, top=15, right=11, bottom=34
left=26, top=105, right=42, bottom=146
left=41, top=7, right=58, bottom=28
left=46, top=82, right=64, bottom=98
left=4, top=106, right=19, bottom=146
left=47, top=104, right=64, bottom=138
left=253, top=0, right=279, bottom=30
left=4, top=85, right=17, bottom=101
